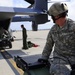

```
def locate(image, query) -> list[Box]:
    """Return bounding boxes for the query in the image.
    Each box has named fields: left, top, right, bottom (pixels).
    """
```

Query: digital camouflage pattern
left=42, top=18, right=75, bottom=75
left=0, top=27, right=8, bottom=38
left=48, top=2, right=68, bottom=16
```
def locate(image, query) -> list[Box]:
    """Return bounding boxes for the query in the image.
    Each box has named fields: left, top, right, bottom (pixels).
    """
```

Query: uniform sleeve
left=42, top=30, right=54, bottom=60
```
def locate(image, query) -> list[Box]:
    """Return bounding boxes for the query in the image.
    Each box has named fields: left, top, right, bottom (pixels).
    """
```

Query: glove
left=38, top=58, right=49, bottom=64
left=38, top=58, right=48, bottom=62
left=38, top=58, right=51, bottom=68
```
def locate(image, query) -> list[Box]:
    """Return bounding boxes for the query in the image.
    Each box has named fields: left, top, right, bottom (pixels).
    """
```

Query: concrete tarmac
left=0, top=30, right=49, bottom=75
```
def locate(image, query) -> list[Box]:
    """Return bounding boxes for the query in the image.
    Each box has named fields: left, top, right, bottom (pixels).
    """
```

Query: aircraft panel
left=0, top=7, right=44, bottom=15
left=24, top=0, right=34, bottom=4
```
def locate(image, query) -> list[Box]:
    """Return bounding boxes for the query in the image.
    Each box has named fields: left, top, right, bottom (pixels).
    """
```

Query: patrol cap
left=48, top=2, right=68, bottom=16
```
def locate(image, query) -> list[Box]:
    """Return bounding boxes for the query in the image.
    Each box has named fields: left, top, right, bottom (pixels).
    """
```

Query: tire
left=8, top=41, right=12, bottom=48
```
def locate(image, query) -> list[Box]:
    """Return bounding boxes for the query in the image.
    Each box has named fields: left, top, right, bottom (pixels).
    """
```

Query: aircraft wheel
left=8, top=41, right=12, bottom=48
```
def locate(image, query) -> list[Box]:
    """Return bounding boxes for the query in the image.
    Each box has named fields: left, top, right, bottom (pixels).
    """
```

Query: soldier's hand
left=38, top=58, right=49, bottom=64
left=38, top=58, right=47, bottom=62
left=38, top=58, right=51, bottom=68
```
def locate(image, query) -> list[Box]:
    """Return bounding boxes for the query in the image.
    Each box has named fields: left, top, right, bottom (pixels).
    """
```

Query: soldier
left=0, top=26, right=8, bottom=38
left=38, top=2, right=75, bottom=75
left=21, top=25, right=28, bottom=50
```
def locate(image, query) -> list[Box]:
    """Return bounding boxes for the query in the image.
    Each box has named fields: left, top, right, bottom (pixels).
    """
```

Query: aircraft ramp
left=0, top=30, right=49, bottom=75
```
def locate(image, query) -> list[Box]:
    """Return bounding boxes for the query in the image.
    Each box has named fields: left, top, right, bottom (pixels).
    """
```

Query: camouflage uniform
left=0, top=27, right=8, bottom=38
left=42, top=18, right=75, bottom=75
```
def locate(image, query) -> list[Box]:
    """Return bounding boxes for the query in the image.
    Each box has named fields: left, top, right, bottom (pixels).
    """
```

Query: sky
left=0, top=0, right=75, bottom=31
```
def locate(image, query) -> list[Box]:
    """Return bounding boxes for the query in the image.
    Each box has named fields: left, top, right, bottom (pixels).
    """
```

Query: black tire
left=8, top=41, right=12, bottom=48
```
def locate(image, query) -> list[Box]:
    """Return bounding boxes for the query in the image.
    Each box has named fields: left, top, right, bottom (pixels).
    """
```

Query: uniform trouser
left=23, top=38, right=28, bottom=49
left=49, top=52, right=75, bottom=75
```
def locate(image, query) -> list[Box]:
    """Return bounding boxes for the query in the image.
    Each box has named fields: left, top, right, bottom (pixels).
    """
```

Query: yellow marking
left=1, top=50, right=5, bottom=52
left=0, top=49, right=24, bottom=75
left=8, top=58, right=24, bottom=75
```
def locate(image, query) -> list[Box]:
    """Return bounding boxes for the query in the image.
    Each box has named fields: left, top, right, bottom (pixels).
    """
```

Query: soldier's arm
left=42, top=31, right=54, bottom=60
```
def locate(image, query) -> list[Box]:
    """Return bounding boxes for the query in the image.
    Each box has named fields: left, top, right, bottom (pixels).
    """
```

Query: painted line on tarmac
left=0, top=49, right=24, bottom=75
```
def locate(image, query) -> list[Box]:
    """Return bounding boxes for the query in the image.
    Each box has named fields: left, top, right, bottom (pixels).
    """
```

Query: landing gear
left=32, top=21, right=38, bottom=31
